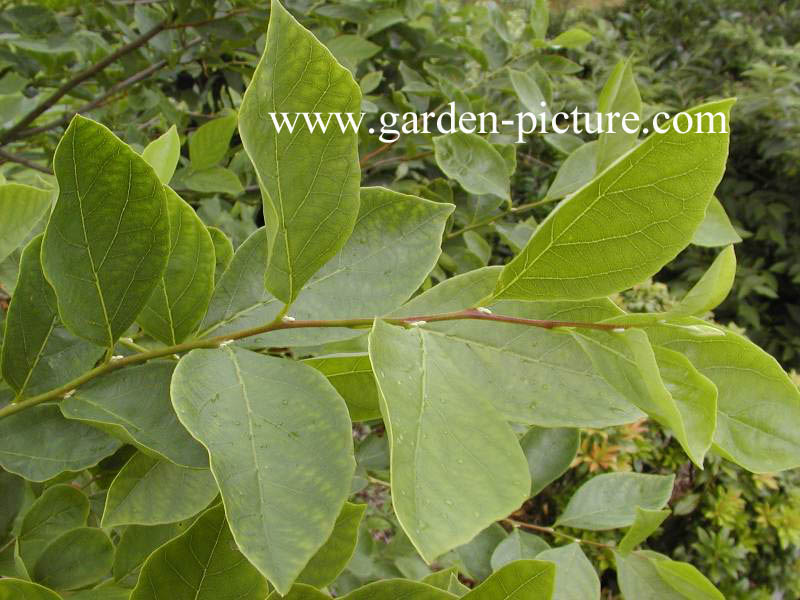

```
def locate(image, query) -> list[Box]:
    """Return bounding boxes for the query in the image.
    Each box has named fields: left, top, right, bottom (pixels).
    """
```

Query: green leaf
left=102, top=452, right=218, bottom=527
left=615, top=551, right=685, bottom=599
left=297, top=502, right=366, bottom=588
left=463, top=560, right=555, bottom=599
left=62, top=361, right=208, bottom=469
left=667, top=245, right=736, bottom=317
left=239, top=0, right=362, bottom=303
left=32, top=527, right=114, bottom=591
left=303, top=354, right=380, bottom=421
left=171, top=347, right=355, bottom=593
left=189, top=113, right=237, bottom=171
left=0, top=404, right=122, bottom=482
left=1, top=235, right=101, bottom=398
left=0, top=183, right=51, bottom=264
left=555, top=473, right=674, bottom=530
left=691, top=197, right=741, bottom=247
left=448, top=575, right=470, bottom=597
left=510, top=69, right=549, bottom=117
left=643, top=319, right=800, bottom=472
left=422, top=566, right=460, bottom=590
left=490, top=529, right=549, bottom=572
left=326, top=34, right=381, bottom=70
left=114, top=522, right=192, bottom=587
left=596, top=58, right=642, bottom=171
left=653, top=558, right=724, bottom=599
left=520, top=427, right=579, bottom=496
left=0, top=470, right=26, bottom=543
left=131, top=505, right=269, bottom=600
left=343, top=580, right=456, bottom=599
left=208, top=226, right=233, bottom=284
left=550, top=28, right=592, bottom=48
left=545, top=141, right=598, bottom=201
left=137, top=188, right=215, bottom=344
left=142, top=125, right=181, bottom=184
left=368, top=319, right=530, bottom=562
left=455, top=523, right=508, bottom=581
left=434, top=133, right=510, bottom=201
left=41, top=114, right=170, bottom=347
left=529, top=0, right=549, bottom=39
left=0, top=542, right=28, bottom=580
left=69, top=585, right=132, bottom=600
left=493, top=99, right=734, bottom=302
left=183, top=166, right=244, bottom=196
left=0, top=579, right=61, bottom=600
left=19, top=484, right=89, bottom=568
left=617, top=507, right=671, bottom=555
left=536, top=543, right=600, bottom=600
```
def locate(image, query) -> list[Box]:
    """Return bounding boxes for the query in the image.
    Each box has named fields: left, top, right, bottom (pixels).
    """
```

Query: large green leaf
left=32, top=527, right=114, bottom=591
left=1, top=235, right=101, bottom=398
left=61, top=361, right=208, bottom=469
left=595, top=58, right=641, bottom=171
left=0, top=404, right=122, bottom=482
left=189, top=113, right=237, bottom=171
left=343, top=580, right=456, bottom=599
left=102, top=452, right=218, bottom=527
left=41, top=115, right=170, bottom=347
left=0, top=183, right=51, bottom=264
left=433, top=132, right=510, bottom=200
left=131, top=505, right=268, bottom=600
left=0, top=579, right=61, bottom=600
left=536, top=543, right=600, bottom=600
left=19, top=484, right=89, bottom=568
left=556, top=473, right=674, bottom=530
left=171, top=347, right=355, bottom=593
left=297, top=502, right=366, bottom=588
left=463, top=560, right=555, bottom=599
left=520, top=427, right=579, bottom=496
left=304, top=354, right=380, bottom=421
left=368, top=319, right=530, bottom=562
left=643, top=319, right=800, bottom=472
left=492, top=99, right=734, bottom=302
left=136, top=187, right=215, bottom=344
left=142, top=125, right=181, bottom=184
left=239, top=0, right=361, bottom=303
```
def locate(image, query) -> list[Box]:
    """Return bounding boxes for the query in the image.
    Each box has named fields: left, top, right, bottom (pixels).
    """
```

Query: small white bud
left=612, top=328, right=626, bottom=333
left=476, top=307, right=493, bottom=314
left=282, top=315, right=296, bottom=322
left=63, top=390, right=75, bottom=399
left=409, top=320, right=427, bottom=327
left=112, top=355, right=124, bottom=360
left=219, top=339, right=235, bottom=347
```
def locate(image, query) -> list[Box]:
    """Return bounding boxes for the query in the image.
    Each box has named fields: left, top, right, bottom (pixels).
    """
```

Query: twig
left=0, top=308, right=631, bottom=420
left=366, top=151, right=434, bottom=170
left=503, top=519, right=614, bottom=549
left=0, top=22, right=168, bottom=143
left=359, top=142, right=394, bottom=167
left=164, top=8, right=252, bottom=30
left=0, top=149, right=52, bottom=175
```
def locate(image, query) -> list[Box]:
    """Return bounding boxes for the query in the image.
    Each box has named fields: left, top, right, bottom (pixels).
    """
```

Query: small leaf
left=137, top=187, right=216, bottom=345
left=550, top=28, right=592, bottom=48
left=464, top=560, right=555, bottom=599
left=142, top=125, right=181, bottom=184
left=667, top=245, right=736, bottom=317
left=490, top=529, right=549, bottom=572
left=183, top=166, right=244, bottom=195
left=0, top=183, right=51, bottom=264
left=692, top=196, right=741, bottom=247
left=32, top=527, right=114, bottom=591
left=171, top=347, right=355, bottom=594
left=455, top=523, right=508, bottom=582
left=208, top=226, right=233, bottom=284
left=556, top=473, right=674, bottom=530
left=0, top=404, right=121, bottom=482
left=189, top=113, right=237, bottom=171
left=368, top=320, right=530, bottom=562
left=617, top=507, right=671, bottom=555
left=326, top=34, right=381, bottom=69
left=529, top=0, right=549, bottom=39
left=102, top=452, right=218, bottom=527
left=0, top=579, right=61, bottom=600
left=545, top=141, right=598, bottom=201
left=536, top=543, right=600, bottom=600
left=62, top=361, right=208, bottom=469
left=42, top=114, right=170, bottom=347
left=131, top=505, right=269, bottom=600
left=653, top=558, right=724, bottom=599
left=493, top=99, right=734, bottom=302
left=434, top=132, right=510, bottom=200
left=304, top=354, right=380, bottom=421
left=297, top=502, right=366, bottom=588
left=521, top=427, right=579, bottom=496
left=510, top=69, right=549, bottom=118
left=239, top=0, right=361, bottom=303
left=19, top=484, right=89, bottom=568
left=596, top=58, right=642, bottom=171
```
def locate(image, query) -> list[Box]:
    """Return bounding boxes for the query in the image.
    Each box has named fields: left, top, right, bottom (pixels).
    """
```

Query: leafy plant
left=0, top=1, right=798, bottom=599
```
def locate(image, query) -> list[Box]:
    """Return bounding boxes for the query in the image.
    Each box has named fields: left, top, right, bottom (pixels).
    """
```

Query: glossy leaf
left=536, top=543, right=600, bottom=600
left=171, top=347, right=355, bottom=593
left=556, top=473, right=674, bottom=530
left=691, top=196, right=741, bottom=247
left=596, top=58, right=642, bottom=171
left=304, top=354, right=380, bottom=421
left=137, top=187, right=215, bottom=344
left=142, top=125, right=180, bottom=184
left=19, top=484, right=89, bottom=567
left=434, top=132, right=510, bottom=200
left=464, top=560, right=555, bottom=599
left=667, top=245, right=735, bottom=317
left=102, top=452, right=218, bottom=527
left=490, top=529, right=549, bottom=572
left=239, top=0, right=361, bottom=303
left=520, top=427, right=579, bottom=496
left=32, top=527, right=114, bottom=591
left=1, top=235, right=101, bottom=398
left=298, top=502, right=366, bottom=588
left=617, top=507, right=671, bottom=555
left=62, top=361, right=208, bottom=469
left=0, top=404, right=121, bottom=482
left=189, top=112, right=237, bottom=171
left=41, top=114, right=170, bottom=347
left=368, top=319, right=530, bottom=562
left=131, top=505, right=269, bottom=600
left=0, top=579, right=61, bottom=600
left=493, top=99, right=734, bottom=302
left=0, top=183, right=51, bottom=264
